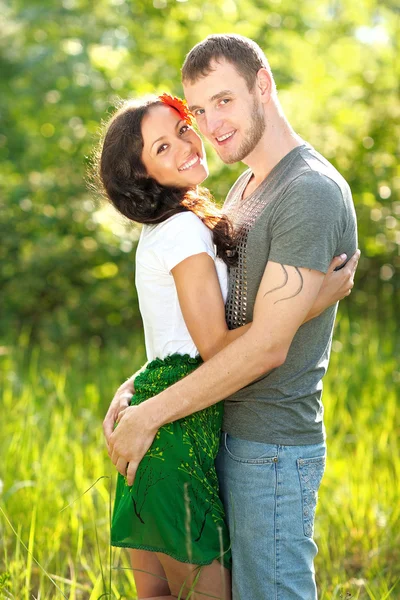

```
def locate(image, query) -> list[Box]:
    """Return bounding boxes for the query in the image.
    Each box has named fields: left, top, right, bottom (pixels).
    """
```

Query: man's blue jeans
left=216, top=433, right=326, bottom=600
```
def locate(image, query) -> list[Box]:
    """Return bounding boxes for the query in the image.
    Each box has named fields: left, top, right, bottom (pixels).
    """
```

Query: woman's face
left=141, top=104, right=209, bottom=188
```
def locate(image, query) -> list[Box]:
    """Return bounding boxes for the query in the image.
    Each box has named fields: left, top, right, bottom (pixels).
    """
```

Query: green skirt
left=111, top=354, right=231, bottom=569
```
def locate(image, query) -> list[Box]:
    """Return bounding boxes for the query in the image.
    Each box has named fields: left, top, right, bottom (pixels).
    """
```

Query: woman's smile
left=178, top=153, right=201, bottom=171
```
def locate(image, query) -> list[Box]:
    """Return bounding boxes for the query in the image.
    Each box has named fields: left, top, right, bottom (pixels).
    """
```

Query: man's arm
left=109, top=261, right=325, bottom=484
left=103, top=249, right=359, bottom=445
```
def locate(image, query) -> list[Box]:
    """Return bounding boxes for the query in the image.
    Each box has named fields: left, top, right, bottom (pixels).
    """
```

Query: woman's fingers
left=103, top=404, right=118, bottom=443
left=328, top=248, right=360, bottom=278
left=345, top=249, right=361, bottom=277
left=116, top=406, right=128, bottom=424
left=342, top=249, right=361, bottom=295
left=328, top=253, right=347, bottom=273
left=103, top=384, right=134, bottom=443
left=118, top=392, right=133, bottom=412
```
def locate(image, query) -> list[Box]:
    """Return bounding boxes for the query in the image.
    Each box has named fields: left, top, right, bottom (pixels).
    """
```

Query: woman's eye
left=179, top=124, right=190, bottom=135
left=157, top=144, right=168, bottom=154
left=194, top=109, right=205, bottom=117
left=220, top=98, right=230, bottom=106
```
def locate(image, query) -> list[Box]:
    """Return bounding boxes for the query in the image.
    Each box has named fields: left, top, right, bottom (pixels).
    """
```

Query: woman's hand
left=103, top=377, right=135, bottom=445
left=308, top=249, right=360, bottom=320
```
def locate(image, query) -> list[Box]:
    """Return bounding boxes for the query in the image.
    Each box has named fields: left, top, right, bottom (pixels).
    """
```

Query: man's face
left=183, top=59, right=266, bottom=164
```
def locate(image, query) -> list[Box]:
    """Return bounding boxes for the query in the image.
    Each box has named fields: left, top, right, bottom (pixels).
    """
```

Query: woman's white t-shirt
left=135, top=212, right=229, bottom=361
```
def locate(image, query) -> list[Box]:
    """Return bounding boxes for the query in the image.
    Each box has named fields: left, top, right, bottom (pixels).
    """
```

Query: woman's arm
left=103, top=362, right=148, bottom=442
left=172, top=250, right=360, bottom=362
left=172, top=253, right=249, bottom=360
left=305, top=250, right=360, bottom=320
left=104, top=249, right=359, bottom=442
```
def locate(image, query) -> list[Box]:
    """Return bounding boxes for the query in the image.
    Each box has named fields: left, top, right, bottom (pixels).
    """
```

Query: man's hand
left=103, top=378, right=135, bottom=445
left=109, top=404, right=158, bottom=486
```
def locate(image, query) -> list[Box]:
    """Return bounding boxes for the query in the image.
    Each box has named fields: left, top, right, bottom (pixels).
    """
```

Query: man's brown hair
left=181, top=33, right=274, bottom=91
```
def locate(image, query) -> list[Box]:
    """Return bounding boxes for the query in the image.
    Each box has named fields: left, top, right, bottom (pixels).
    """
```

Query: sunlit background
left=1, top=1, right=399, bottom=598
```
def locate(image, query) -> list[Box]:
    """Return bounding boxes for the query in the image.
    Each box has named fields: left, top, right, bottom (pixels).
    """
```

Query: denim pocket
left=224, top=434, right=278, bottom=464
left=297, top=455, right=326, bottom=538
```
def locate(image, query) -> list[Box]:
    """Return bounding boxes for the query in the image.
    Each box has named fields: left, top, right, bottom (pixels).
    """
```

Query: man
left=105, top=34, right=358, bottom=599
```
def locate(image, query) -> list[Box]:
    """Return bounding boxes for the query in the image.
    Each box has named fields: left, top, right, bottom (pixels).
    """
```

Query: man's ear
left=256, top=68, right=273, bottom=103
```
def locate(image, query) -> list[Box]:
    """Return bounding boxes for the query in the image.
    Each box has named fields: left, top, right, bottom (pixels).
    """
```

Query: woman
left=97, top=93, right=354, bottom=600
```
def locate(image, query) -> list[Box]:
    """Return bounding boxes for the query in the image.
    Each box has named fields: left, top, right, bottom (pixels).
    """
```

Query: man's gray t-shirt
left=223, top=143, right=357, bottom=445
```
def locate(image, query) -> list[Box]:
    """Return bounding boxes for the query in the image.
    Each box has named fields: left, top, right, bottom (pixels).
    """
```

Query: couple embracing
left=97, top=34, right=358, bottom=600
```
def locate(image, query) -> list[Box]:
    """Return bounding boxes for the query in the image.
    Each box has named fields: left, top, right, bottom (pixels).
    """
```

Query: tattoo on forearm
left=263, top=265, right=304, bottom=304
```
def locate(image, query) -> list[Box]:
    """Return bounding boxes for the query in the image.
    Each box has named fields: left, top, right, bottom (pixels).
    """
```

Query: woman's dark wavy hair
left=95, top=96, right=237, bottom=267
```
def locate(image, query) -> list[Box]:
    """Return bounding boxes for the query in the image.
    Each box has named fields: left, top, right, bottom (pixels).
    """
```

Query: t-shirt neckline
left=239, top=143, right=308, bottom=203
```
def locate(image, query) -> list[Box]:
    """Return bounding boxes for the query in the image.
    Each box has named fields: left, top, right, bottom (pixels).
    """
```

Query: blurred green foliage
left=1, top=0, right=399, bottom=347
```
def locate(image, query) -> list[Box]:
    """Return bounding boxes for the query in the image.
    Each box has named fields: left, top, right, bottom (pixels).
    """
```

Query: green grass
left=0, top=315, right=399, bottom=599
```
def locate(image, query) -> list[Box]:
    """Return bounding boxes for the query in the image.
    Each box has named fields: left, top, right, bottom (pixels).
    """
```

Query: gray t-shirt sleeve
left=268, top=171, right=346, bottom=273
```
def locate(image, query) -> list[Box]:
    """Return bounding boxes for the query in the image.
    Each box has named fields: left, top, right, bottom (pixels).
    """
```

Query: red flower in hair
left=158, top=93, right=193, bottom=125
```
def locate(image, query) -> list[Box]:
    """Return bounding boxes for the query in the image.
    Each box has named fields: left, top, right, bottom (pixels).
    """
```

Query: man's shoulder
left=263, top=145, right=356, bottom=229
left=290, top=145, right=352, bottom=202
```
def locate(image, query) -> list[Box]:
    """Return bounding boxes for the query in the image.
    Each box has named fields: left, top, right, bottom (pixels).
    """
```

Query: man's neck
left=242, top=111, right=304, bottom=197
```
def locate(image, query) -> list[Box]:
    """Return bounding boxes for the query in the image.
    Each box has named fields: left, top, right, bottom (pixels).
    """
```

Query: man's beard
left=219, top=97, right=266, bottom=164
